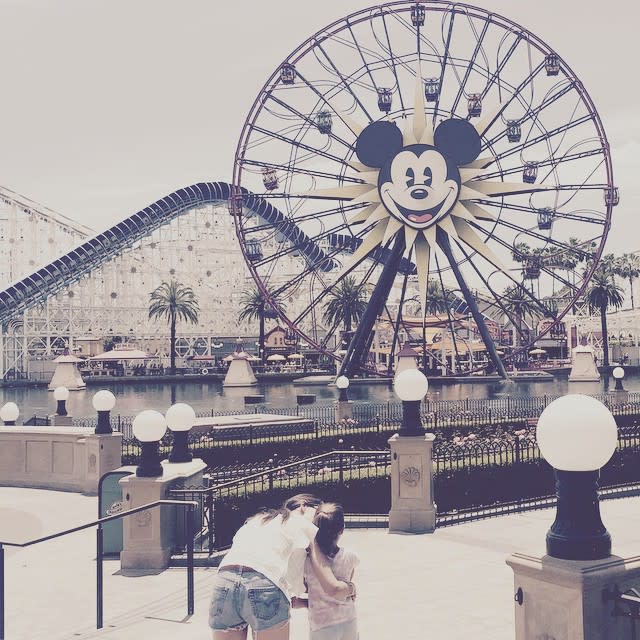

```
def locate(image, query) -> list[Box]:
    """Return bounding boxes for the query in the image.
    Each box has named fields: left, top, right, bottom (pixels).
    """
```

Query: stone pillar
left=50, top=414, right=73, bottom=426
left=119, top=459, right=206, bottom=572
left=388, top=433, right=436, bottom=533
left=83, top=433, right=122, bottom=494
left=506, top=552, right=640, bottom=639
left=334, top=400, right=353, bottom=422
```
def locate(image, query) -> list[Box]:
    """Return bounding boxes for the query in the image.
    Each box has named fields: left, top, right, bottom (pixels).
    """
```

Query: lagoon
left=2, top=372, right=639, bottom=421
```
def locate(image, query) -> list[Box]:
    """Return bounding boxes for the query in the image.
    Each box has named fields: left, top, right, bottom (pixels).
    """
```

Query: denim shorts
left=209, top=566, right=290, bottom=632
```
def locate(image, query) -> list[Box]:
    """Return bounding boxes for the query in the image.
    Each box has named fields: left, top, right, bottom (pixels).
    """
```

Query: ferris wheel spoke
left=266, top=94, right=355, bottom=150
left=475, top=145, right=605, bottom=181
left=241, top=158, right=364, bottom=185
left=251, top=125, right=354, bottom=171
left=484, top=113, right=593, bottom=167
left=474, top=198, right=606, bottom=227
left=380, top=11, right=406, bottom=112
left=479, top=32, right=523, bottom=102
left=431, top=9, right=457, bottom=124
left=313, top=40, right=374, bottom=122
left=449, top=16, right=490, bottom=115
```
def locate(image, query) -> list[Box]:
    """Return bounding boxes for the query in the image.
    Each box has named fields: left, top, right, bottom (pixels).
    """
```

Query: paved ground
left=2, top=487, right=640, bottom=640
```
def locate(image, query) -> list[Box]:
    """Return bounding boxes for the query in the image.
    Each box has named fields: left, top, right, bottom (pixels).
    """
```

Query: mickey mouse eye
left=423, top=167, right=433, bottom=186
left=406, top=168, right=415, bottom=187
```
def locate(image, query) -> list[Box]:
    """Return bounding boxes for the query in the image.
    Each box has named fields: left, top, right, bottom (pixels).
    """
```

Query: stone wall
left=0, top=427, right=122, bottom=494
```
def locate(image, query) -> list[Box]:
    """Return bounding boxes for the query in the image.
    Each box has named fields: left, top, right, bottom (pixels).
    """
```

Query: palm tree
left=502, top=285, right=542, bottom=348
left=238, top=287, right=284, bottom=364
left=586, top=268, right=624, bottom=367
left=614, top=253, right=640, bottom=309
left=148, top=280, right=199, bottom=374
left=424, top=279, right=453, bottom=373
left=323, top=275, right=368, bottom=348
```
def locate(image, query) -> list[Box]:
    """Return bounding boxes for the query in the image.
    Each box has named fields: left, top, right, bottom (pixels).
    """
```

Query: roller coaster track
left=0, top=182, right=340, bottom=326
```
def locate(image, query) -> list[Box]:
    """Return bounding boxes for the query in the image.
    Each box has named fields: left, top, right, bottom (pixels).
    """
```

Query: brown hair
left=255, top=493, right=322, bottom=524
left=314, top=503, right=344, bottom=558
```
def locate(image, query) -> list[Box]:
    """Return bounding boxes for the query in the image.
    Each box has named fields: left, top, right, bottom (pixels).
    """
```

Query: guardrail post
left=1, top=543, right=4, bottom=640
left=96, top=525, right=104, bottom=629
left=186, top=505, right=195, bottom=616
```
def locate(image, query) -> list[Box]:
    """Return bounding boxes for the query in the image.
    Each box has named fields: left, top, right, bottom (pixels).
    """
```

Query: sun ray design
left=297, top=59, right=528, bottom=320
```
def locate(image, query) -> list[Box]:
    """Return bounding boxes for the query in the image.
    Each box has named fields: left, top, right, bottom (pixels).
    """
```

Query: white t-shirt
left=304, top=547, right=359, bottom=631
left=219, top=512, right=318, bottom=599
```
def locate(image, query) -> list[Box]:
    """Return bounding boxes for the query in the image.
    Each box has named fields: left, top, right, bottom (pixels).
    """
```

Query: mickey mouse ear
left=355, top=121, right=404, bottom=168
left=433, top=119, right=481, bottom=166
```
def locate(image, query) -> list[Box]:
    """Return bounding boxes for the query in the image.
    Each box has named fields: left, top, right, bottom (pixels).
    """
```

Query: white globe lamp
left=166, top=403, right=196, bottom=463
left=132, top=409, right=167, bottom=477
left=612, top=366, right=625, bottom=390
left=0, top=402, right=19, bottom=425
left=536, top=394, right=618, bottom=559
left=393, top=369, right=429, bottom=435
left=53, top=386, right=70, bottom=416
left=92, top=390, right=116, bottom=434
left=336, top=375, right=350, bottom=401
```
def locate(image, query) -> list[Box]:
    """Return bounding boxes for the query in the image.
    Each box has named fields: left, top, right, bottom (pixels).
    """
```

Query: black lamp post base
left=56, top=400, right=68, bottom=416
left=398, top=400, right=426, bottom=437
left=95, top=411, right=113, bottom=435
left=546, top=470, right=611, bottom=561
left=546, top=530, right=611, bottom=561
left=136, top=442, right=164, bottom=477
left=168, top=431, right=192, bottom=463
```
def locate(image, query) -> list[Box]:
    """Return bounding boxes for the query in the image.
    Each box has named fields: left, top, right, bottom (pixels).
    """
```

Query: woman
left=209, top=494, right=355, bottom=639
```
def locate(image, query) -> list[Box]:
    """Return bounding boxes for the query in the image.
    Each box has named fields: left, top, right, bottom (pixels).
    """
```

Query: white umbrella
left=529, top=348, right=547, bottom=355
left=267, top=354, right=286, bottom=362
left=288, top=353, right=304, bottom=360
left=90, top=349, right=153, bottom=361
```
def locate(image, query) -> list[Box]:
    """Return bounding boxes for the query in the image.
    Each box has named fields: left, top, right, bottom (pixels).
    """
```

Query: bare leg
left=254, top=620, right=290, bottom=640
left=213, top=628, right=248, bottom=640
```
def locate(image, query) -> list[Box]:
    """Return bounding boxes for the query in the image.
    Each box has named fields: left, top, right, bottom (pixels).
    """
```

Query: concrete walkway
left=2, top=487, right=640, bottom=640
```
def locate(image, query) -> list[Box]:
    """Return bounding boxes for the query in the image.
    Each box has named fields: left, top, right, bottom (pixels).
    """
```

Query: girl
left=209, top=494, right=355, bottom=640
left=303, top=503, right=359, bottom=640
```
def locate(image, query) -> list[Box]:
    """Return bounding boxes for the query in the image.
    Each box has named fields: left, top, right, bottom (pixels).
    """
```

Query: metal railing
left=0, top=498, right=197, bottom=640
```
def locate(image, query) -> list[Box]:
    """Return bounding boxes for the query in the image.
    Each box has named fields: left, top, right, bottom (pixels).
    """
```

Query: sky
left=0, top=0, right=637, bottom=255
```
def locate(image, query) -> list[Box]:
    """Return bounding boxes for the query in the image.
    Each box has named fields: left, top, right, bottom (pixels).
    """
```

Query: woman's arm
left=308, top=541, right=355, bottom=600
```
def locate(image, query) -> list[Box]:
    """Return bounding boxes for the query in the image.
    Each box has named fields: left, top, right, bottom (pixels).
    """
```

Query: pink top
left=304, top=547, right=359, bottom=631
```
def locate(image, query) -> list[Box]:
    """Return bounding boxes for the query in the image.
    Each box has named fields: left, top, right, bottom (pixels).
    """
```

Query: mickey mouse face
left=354, top=118, right=481, bottom=231
left=378, top=145, right=460, bottom=229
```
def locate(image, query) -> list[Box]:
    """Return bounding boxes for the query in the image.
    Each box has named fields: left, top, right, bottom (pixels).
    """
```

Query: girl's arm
left=308, top=541, right=355, bottom=600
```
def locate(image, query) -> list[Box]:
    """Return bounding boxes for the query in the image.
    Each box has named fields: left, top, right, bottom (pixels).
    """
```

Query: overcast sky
left=0, top=0, right=636, bottom=254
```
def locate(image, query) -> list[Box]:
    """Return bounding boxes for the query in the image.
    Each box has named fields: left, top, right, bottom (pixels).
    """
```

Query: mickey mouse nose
left=411, top=188, right=429, bottom=200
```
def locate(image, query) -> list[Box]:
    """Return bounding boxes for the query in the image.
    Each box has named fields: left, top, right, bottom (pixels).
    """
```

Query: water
left=3, top=373, right=639, bottom=421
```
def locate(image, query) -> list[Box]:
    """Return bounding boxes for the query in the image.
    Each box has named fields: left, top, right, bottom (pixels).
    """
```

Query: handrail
left=169, top=449, right=389, bottom=495
left=0, top=498, right=198, bottom=640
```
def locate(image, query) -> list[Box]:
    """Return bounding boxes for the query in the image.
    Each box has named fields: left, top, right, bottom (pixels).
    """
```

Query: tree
left=323, top=275, right=368, bottom=347
left=502, top=285, right=542, bottom=348
left=586, top=268, right=624, bottom=367
left=614, top=253, right=640, bottom=309
left=148, top=280, right=199, bottom=374
left=238, top=287, right=283, bottom=364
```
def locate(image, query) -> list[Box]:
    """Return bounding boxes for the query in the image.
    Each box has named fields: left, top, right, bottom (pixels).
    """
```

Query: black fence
left=166, top=421, right=640, bottom=554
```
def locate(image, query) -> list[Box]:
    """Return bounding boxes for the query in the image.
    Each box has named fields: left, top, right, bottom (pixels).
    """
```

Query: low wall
left=0, top=427, right=122, bottom=495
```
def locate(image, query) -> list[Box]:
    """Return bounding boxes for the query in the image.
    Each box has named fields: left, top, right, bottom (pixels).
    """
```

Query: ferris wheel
left=231, top=1, right=617, bottom=377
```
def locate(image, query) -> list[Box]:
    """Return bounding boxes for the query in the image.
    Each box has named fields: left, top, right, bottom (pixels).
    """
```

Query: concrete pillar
left=388, top=433, right=436, bottom=533
left=334, top=400, right=354, bottom=422
left=506, top=552, right=640, bottom=639
left=119, top=459, right=206, bottom=572
left=83, top=433, right=122, bottom=494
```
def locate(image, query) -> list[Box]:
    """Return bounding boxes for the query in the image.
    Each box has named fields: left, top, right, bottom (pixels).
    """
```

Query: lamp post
left=388, top=368, right=435, bottom=533
left=536, top=394, right=618, bottom=560
left=394, top=368, right=428, bottom=436
left=336, top=375, right=350, bottom=401
left=54, top=386, right=69, bottom=416
left=612, top=366, right=625, bottom=391
left=0, top=402, right=19, bottom=425
left=132, top=409, right=167, bottom=477
left=92, top=390, right=116, bottom=434
left=166, top=402, right=195, bottom=463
